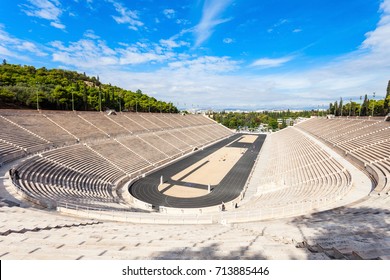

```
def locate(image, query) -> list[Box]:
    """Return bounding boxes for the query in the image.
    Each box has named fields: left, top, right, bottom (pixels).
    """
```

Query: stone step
left=352, top=248, right=390, bottom=260
left=378, top=255, right=390, bottom=260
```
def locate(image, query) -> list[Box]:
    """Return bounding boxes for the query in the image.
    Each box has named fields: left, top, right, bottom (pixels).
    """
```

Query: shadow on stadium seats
left=151, top=242, right=267, bottom=260
left=289, top=205, right=390, bottom=260
left=0, top=197, right=20, bottom=207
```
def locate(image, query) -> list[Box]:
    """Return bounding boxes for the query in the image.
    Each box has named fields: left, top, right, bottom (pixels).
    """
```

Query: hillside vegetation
left=0, top=61, right=178, bottom=113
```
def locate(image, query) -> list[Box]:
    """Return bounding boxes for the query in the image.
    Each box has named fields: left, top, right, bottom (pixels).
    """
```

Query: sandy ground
left=158, top=183, right=209, bottom=198
left=238, top=135, right=258, bottom=143
left=158, top=145, right=249, bottom=198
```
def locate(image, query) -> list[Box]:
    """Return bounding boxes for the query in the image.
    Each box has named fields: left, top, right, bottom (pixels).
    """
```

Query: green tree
left=281, top=118, right=287, bottom=129
left=361, top=94, right=369, bottom=116
left=0, top=63, right=177, bottom=112
left=384, top=80, right=390, bottom=115
left=374, top=99, right=384, bottom=116
left=329, top=102, right=334, bottom=115
left=339, top=97, right=343, bottom=116
left=0, top=87, right=15, bottom=102
left=334, top=101, right=339, bottom=116
left=268, top=118, right=278, bottom=129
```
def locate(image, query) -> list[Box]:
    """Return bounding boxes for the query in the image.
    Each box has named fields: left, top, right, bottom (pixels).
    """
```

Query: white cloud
left=21, top=0, right=62, bottom=21
left=50, top=37, right=119, bottom=68
left=50, top=21, right=66, bottom=30
left=20, top=0, right=65, bottom=29
left=118, top=46, right=174, bottom=65
left=251, top=56, right=294, bottom=68
left=17, top=42, right=47, bottom=57
left=0, top=25, right=47, bottom=59
left=159, top=38, right=189, bottom=49
left=108, top=0, right=143, bottom=30
left=5, top=1, right=390, bottom=110
left=163, top=9, right=175, bottom=19
left=167, top=56, right=239, bottom=74
left=0, top=25, right=18, bottom=45
left=267, top=18, right=289, bottom=33
left=89, top=1, right=390, bottom=109
left=293, top=28, right=302, bottom=33
left=176, top=19, right=191, bottom=25
left=193, top=0, right=233, bottom=47
left=74, top=0, right=94, bottom=11
left=99, top=0, right=390, bottom=110
left=49, top=32, right=176, bottom=68
left=223, top=37, right=234, bottom=44
left=361, top=1, right=390, bottom=53
left=0, top=45, right=20, bottom=59
left=83, top=29, right=100, bottom=39
left=380, top=0, right=390, bottom=13
left=277, top=19, right=288, bottom=26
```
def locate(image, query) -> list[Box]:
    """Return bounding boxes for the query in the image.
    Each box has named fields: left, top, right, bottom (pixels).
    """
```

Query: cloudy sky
left=1, top=0, right=389, bottom=110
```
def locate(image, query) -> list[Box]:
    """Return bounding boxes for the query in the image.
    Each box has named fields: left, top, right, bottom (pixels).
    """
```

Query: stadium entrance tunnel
left=128, top=133, right=266, bottom=213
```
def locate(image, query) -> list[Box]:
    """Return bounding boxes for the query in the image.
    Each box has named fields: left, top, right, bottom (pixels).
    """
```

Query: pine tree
left=329, top=102, right=334, bottom=114
left=361, top=94, right=369, bottom=116
left=384, top=80, right=390, bottom=115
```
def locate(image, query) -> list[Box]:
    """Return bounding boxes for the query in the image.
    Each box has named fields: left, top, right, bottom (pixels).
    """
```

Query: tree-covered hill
left=0, top=61, right=178, bottom=113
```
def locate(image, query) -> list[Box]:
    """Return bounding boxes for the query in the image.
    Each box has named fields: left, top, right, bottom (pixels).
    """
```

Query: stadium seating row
left=0, top=204, right=326, bottom=260
left=0, top=110, right=225, bottom=165
left=1, top=110, right=232, bottom=208
left=244, top=127, right=352, bottom=210
left=297, top=117, right=390, bottom=195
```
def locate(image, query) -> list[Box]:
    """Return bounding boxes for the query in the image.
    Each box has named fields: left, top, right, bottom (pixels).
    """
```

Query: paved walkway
left=0, top=159, right=30, bottom=207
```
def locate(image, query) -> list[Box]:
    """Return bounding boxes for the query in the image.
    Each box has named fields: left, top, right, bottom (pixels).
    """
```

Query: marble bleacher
left=45, top=112, right=106, bottom=140
left=138, top=133, right=182, bottom=158
left=1, top=110, right=232, bottom=208
left=234, top=119, right=389, bottom=260
left=2, top=111, right=390, bottom=260
left=243, top=127, right=352, bottom=210
left=5, top=113, right=77, bottom=144
left=297, top=117, right=390, bottom=195
left=0, top=204, right=325, bottom=260
left=0, top=115, right=49, bottom=157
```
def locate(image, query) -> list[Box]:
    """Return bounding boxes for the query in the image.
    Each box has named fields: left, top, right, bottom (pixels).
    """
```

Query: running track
left=129, top=133, right=266, bottom=208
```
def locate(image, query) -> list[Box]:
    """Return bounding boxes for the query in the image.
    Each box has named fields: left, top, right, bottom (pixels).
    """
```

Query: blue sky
left=0, top=0, right=389, bottom=110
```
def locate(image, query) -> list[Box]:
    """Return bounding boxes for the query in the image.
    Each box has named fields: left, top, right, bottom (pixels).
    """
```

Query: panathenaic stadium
left=0, top=109, right=389, bottom=260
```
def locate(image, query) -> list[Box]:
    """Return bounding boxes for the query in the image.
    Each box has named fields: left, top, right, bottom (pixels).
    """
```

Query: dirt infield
left=158, top=146, right=246, bottom=198
left=238, top=135, right=258, bottom=143
left=158, top=183, right=208, bottom=198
